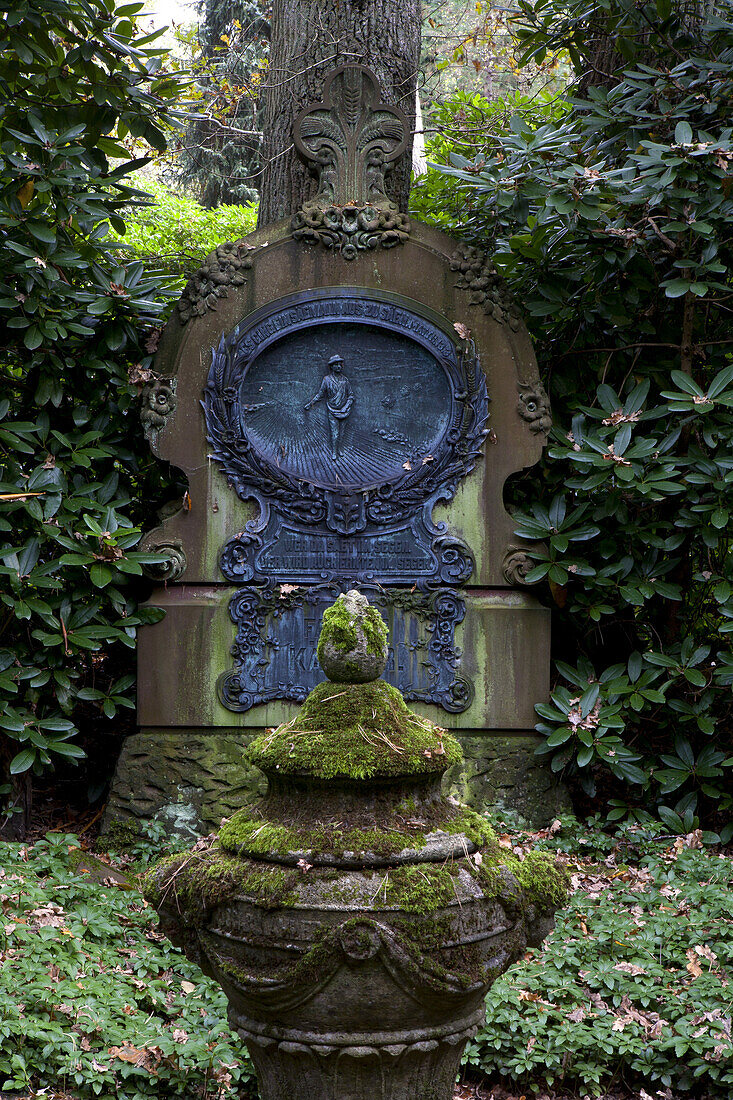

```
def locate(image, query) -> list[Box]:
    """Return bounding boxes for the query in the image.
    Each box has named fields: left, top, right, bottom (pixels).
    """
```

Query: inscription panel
left=217, top=585, right=474, bottom=715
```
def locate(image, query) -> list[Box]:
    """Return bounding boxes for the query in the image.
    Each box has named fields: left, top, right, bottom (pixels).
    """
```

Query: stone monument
left=144, top=593, right=567, bottom=1100
left=106, top=63, right=568, bottom=836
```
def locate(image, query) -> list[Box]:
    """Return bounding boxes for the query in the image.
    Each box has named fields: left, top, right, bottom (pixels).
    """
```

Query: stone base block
left=102, top=729, right=267, bottom=838
left=105, top=728, right=568, bottom=837
left=445, top=732, right=571, bottom=827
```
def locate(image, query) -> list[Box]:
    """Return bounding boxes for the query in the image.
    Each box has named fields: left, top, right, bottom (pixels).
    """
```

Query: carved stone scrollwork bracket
left=140, top=378, right=177, bottom=442
left=517, top=379, right=552, bottom=436
left=141, top=540, right=187, bottom=582
left=502, top=545, right=540, bottom=586
left=177, top=241, right=255, bottom=324
left=291, top=65, right=411, bottom=259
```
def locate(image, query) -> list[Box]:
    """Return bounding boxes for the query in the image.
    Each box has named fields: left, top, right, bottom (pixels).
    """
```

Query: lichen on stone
left=247, top=680, right=462, bottom=780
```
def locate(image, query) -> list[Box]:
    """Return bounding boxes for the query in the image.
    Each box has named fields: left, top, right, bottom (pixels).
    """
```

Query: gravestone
left=105, top=64, right=569, bottom=835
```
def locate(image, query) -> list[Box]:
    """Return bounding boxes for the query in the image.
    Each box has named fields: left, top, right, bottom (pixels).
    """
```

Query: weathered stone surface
left=444, top=734, right=572, bottom=827
left=123, top=80, right=566, bottom=825
left=318, top=590, right=388, bottom=682
left=103, top=730, right=267, bottom=837
left=105, top=729, right=568, bottom=837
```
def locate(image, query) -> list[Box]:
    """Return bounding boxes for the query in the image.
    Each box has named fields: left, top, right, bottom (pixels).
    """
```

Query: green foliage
left=0, top=833, right=255, bottom=1097
left=173, top=0, right=269, bottom=207
left=110, top=176, right=258, bottom=291
left=465, top=825, right=733, bottom=1096
left=414, top=3, right=733, bottom=831
left=0, top=0, right=189, bottom=811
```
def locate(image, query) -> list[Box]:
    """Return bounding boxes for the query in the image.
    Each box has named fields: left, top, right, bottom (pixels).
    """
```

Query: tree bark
left=577, top=0, right=720, bottom=97
left=258, top=0, right=421, bottom=226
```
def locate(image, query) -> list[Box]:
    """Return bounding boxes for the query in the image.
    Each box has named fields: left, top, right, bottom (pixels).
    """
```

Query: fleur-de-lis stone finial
left=294, top=64, right=407, bottom=207
left=291, top=65, right=411, bottom=258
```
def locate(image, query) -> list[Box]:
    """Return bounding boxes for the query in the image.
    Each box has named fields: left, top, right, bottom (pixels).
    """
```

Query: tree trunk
left=258, top=0, right=421, bottom=226
left=577, top=0, right=719, bottom=97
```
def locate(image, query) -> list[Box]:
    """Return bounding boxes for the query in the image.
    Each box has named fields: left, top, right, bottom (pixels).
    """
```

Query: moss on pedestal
left=217, top=804, right=505, bottom=863
left=142, top=845, right=300, bottom=925
left=219, top=812, right=432, bottom=858
left=247, top=680, right=462, bottom=780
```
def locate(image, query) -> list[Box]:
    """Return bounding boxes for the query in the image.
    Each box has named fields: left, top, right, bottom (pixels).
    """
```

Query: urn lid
left=246, top=592, right=463, bottom=783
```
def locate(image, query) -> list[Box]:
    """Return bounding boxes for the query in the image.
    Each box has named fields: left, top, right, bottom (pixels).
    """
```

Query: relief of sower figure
left=304, top=354, right=355, bottom=460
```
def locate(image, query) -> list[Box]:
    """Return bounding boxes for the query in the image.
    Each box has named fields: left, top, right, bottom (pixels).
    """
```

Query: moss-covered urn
left=145, top=592, right=567, bottom=1100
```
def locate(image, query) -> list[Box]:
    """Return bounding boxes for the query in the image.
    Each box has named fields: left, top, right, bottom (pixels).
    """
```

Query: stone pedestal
left=145, top=596, right=567, bottom=1100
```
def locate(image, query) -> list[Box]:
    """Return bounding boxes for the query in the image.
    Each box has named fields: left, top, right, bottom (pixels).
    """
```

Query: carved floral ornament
left=177, top=241, right=255, bottom=325
left=291, top=65, right=411, bottom=259
left=517, top=378, right=552, bottom=435
left=449, top=244, right=522, bottom=332
left=140, top=377, right=177, bottom=440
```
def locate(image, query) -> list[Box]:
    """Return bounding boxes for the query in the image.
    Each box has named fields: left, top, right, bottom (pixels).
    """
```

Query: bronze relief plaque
left=205, top=289, right=488, bottom=586
left=203, top=288, right=489, bottom=715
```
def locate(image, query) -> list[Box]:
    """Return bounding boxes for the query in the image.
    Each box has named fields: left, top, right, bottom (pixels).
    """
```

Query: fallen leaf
left=614, top=961, right=647, bottom=976
left=686, top=949, right=704, bottom=978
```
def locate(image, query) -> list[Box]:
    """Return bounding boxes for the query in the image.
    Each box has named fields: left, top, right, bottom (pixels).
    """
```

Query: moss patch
left=95, top=819, right=141, bottom=853
left=376, top=863, right=461, bottom=914
left=443, top=807, right=499, bottom=850
left=142, top=844, right=300, bottom=925
left=247, top=680, right=462, bottom=780
left=316, top=597, right=388, bottom=665
left=218, top=811, right=430, bottom=859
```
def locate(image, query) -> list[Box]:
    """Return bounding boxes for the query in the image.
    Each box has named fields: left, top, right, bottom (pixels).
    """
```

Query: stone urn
left=145, top=592, right=567, bottom=1100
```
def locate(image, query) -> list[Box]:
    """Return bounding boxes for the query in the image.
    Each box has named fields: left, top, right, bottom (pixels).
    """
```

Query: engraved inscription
left=256, top=529, right=435, bottom=579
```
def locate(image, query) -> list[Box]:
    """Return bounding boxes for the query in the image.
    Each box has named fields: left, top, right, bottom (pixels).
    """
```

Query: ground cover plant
left=411, top=1, right=733, bottom=833
left=470, top=816, right=733, bottom=1097
left=1, top=820, right=730, bottom=1099
left=0, top=831, right=257, bottom=1099
left=0, top=2, right=252, bottom=831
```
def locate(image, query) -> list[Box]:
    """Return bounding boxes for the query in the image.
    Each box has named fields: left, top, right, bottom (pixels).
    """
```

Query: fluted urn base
left=239, top=1013, right=482, bottom=1100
